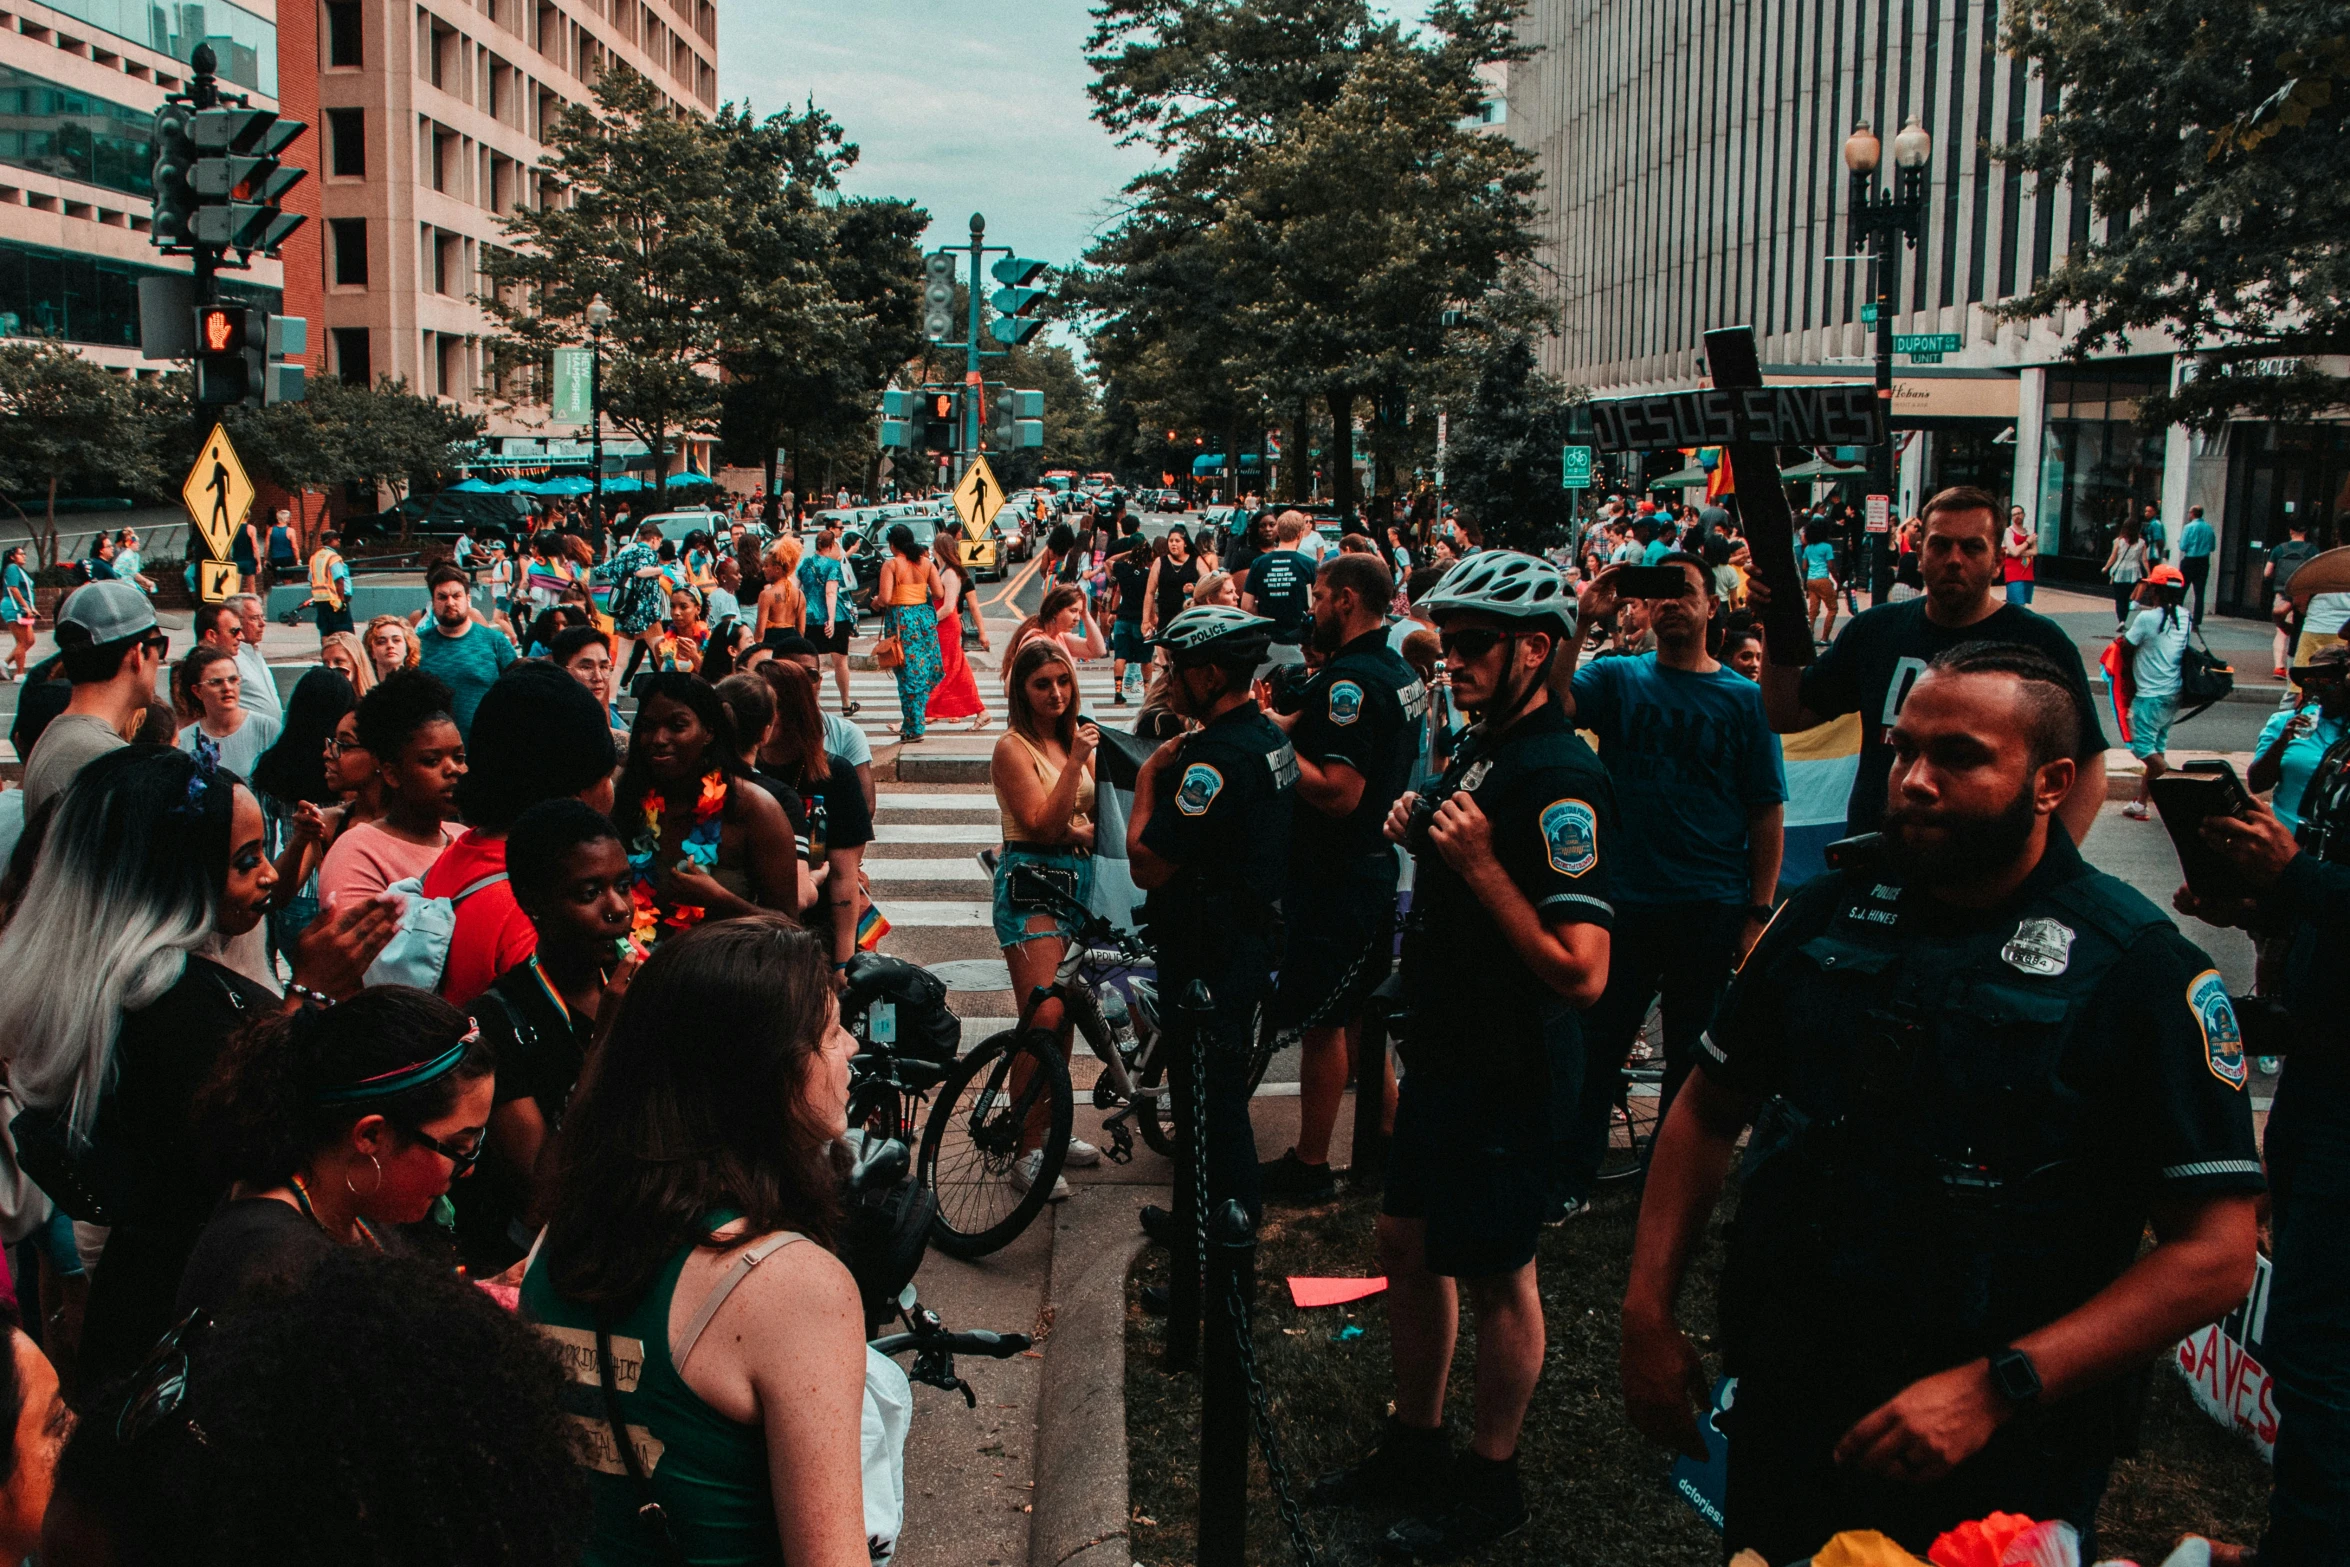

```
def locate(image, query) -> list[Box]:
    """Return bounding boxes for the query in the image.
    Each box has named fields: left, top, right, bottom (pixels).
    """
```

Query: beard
left=1309, top=610, right=1344, bottom=655
left=1881, top=780, right=2040, bottom=886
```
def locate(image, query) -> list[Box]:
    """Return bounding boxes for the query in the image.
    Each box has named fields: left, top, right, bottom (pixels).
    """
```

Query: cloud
left=717, top=0, right=1156, bottom=269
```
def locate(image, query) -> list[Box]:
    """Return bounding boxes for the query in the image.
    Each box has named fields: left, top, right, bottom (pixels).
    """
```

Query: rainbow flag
left=856, top=901, right=891, bottom=952
left=1779, top=713, right=1863, bottom=889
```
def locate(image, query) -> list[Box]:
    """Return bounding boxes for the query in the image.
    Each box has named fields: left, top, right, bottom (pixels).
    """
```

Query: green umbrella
left=1647, top=463, right=1712, bottom=489
left=1779, top=457, right=1868, bottom=480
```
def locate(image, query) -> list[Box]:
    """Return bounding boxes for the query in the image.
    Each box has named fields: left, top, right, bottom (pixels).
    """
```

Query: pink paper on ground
left=1287, top=1275, right=1388, bottom=1308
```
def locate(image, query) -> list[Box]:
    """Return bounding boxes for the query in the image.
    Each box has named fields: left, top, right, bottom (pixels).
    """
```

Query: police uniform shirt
left=1402, top=702, right=1617, bottom=1067
left=1287, top=630, right=1427, bottom=872
left=1699, top=827, right=2262, bottom=1407
left=1138, top=701, right=1296, bottom=976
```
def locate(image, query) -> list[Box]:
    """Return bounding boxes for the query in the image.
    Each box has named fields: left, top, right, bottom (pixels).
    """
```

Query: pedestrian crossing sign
left=197, top=560, right=238, bottom=604
left=181, top=423, right=253, bottom=563
left=952, top=456, right=1006, bottom=540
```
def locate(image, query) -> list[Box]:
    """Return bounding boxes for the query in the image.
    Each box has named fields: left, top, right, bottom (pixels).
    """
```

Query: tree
left=484, top=65, right=732, bottom=485
left=1444, top=327, right=1585, bottom=551
left=1998, top=0, right=2350, bottom=429
left=0, top=342, right=160, bottom=566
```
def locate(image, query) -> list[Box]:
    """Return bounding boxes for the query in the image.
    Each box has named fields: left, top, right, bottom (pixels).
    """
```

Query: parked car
left=342, top=491, right=535, bottom=546
left=640, top=509, right=731, bottom=548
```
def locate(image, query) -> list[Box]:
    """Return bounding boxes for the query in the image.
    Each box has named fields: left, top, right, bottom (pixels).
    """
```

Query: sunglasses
left=1437, top=627, right=1515, bottom=662
left=114, top=1309, right=209, bottom=1447
left=408, top=1125, right=484, bottom=1177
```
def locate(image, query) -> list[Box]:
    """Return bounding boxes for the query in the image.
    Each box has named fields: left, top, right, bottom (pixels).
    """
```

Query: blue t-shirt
left=1802, top=540, right=1838, bottom=581
left=1641, top=538, right=1671, bottom=567
left=2256, top=707, right=2349, bottom=833
left=2179, top=519, right=2217, bottom=559
left=1569, top=653, right=1787, bottom=906
left=2124, top=605, right=2190, bottom=703
left=0, top=562, right=30, bottom=621
left=416, top=622, right=517, bottom=738
left=798, top=554, right=856, bottom=630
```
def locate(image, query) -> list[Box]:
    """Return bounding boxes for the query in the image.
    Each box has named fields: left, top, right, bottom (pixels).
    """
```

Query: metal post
left=962, top=213, right=986, bottom=486
left=190, top=44, right=218, bottom=308
left=1870, top=239, right=1897, bottom=603
left=590, top=327, right=605, bottom=551
left=1198, top=1197, right=1255, bottom=1567
left=1164, top=979, right=1214, bottom=1372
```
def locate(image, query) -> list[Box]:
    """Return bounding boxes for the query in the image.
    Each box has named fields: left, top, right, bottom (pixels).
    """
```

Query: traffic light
left=265, top=314, right=306, bottom=405
left=919, top=389, right=958, bottom=451
left=922, top=253, right=957, bottom=343
left=193, top=305, right=265, bottom=406
left=187, top=106, right=306, bottom=255
left=985, top=385, right=1045, bottom=449
left=149, top=102, right=197, bottom=248
left=987, top=256, right=1048, bottom=346
left=878, top=388, right=916, bottom=448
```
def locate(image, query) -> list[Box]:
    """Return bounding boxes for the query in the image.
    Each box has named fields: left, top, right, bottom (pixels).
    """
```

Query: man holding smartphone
left=1626, top=643, right=2260, bottom=1560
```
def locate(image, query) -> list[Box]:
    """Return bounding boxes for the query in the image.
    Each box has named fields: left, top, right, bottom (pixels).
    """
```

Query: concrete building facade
left=1506, top=0, right=2347, bottom=611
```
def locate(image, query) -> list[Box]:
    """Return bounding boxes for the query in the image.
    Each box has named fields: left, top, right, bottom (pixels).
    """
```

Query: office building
left=1506, top=0, right=2346, bottom=610
left=0, top=0, right=284, bottom=371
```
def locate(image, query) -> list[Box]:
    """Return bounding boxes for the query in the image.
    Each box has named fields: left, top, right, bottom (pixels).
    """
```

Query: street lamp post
left=586, top=293, right=611, bottom=556
left=1843, top=114, right=1931, bottom=602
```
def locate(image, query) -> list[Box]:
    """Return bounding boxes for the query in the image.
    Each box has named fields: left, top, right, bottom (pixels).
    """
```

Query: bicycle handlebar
left=869, top=1328, right=1033, bottom=1360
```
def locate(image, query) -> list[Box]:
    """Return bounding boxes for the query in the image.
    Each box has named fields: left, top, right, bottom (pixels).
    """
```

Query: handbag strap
left=595, top=1325, right=691, bottom=1567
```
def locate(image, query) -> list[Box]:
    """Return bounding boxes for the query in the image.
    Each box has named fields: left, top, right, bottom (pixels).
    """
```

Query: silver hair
left=226, top=593, right=261, bottom=614
left=0, top=778, right=214, bottom=1141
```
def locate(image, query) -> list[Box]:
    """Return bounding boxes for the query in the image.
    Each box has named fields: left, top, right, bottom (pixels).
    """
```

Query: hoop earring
left=345, top=1154, right=383, bottom=1198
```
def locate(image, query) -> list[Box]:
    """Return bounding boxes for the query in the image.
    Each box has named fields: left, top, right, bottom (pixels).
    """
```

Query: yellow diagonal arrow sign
left=952, top=456, right=1006, bottom=540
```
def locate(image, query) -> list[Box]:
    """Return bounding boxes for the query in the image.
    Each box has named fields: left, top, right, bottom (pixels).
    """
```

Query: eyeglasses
left=408, top=1125, right=484, bottom=1177
left=1437, top=627, right=1513, bottom=662
left=196, top=675, right=240, bottom=692
left=114, top=1308, right=209, bottom=1446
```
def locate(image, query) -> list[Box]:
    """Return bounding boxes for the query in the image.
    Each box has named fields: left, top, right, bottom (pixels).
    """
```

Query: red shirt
left=421, top=830, right=536, bottom=1007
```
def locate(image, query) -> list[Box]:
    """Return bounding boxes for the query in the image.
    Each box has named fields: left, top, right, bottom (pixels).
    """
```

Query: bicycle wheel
left=1132, top=1004, right=1282, bottom=1159
left=1595, top=1068, right=1663, bottom=1184
left=1243, top=1002, right=1283, bottom=1096
left=919, top=1028, right=1073, bottom=1259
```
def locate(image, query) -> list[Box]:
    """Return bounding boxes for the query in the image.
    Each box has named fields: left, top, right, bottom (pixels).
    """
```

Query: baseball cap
left=55, top=580, right=159, bottom=648
left=2145, top=563, right=2186, bottom=587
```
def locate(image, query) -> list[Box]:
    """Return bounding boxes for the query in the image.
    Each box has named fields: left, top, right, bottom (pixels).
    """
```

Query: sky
left=716, top=0, right=1157, bottom=271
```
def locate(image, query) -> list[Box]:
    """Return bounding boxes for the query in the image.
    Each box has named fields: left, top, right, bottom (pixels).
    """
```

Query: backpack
left=2176, top=630, right=2235, bottom=721
left=363, top=872, right=507, bottom=992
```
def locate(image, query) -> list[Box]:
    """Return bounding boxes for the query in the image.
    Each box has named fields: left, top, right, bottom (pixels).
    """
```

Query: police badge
left=2187, top=969, right=2247, bottom=1089
left=1327, top=679, right=1364, bottom=726
left=1174, top=762, right=1224, bottom=816
left=2000, top=917, right=2075, bottom=977
left=1540, top=798, right=1598, bottom=877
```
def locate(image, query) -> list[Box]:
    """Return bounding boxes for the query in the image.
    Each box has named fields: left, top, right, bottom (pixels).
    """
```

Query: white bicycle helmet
left=1417, top=550, right=1573, bottom=634
left=1149, top=604, right=1276, bottom=665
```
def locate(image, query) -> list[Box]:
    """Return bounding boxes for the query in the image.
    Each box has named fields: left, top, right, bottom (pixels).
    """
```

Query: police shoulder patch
left=1327, top=679, right=1364, bottom=726
left=2187, top=968, right=2246, bottom=1090
left=1174, top=762, right=1225, bottom=816
left=1539, top=797, right=1599, bottom=877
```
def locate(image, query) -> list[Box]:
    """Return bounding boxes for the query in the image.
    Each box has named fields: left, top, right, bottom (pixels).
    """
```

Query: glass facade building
left=37, top=0, right=276, bottom=95
left=0, top=63, right=156, bottom=199
left=0, top=238, right=276, bottom=347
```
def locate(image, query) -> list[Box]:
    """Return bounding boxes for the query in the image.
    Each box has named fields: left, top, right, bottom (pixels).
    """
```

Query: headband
left=313, top=1025, right=479, bottom=1106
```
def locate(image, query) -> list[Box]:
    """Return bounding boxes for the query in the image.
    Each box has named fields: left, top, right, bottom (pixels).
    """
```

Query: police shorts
left=1273, top=855, right=1397, bottom=1030
left=1111, top=619, right=1147, bottom=662
left=1381, top=1067, right=1550, bottom=1278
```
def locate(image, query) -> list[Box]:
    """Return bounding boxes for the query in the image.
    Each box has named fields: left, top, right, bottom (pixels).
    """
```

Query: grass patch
left=1124, top=1179, right=2270, bottom=1566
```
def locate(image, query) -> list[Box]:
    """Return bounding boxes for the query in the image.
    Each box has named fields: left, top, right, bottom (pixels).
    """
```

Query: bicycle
left=1595, top=998, right=1667, bottom=1184
left=839, top=951, right=1072, bottom=1261
left=983, top=857, right=1280, bottom=1167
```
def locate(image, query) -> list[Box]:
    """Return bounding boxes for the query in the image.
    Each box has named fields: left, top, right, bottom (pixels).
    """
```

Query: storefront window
left=2219, top=424, right=2350, bottom=618
left=0, top=64, right=157, bottom=199
left=2036, top=360, right=2169, bottom=571
left=39, top=0, right=276, bottom=96
left=0, top=239, right=277, bottom=348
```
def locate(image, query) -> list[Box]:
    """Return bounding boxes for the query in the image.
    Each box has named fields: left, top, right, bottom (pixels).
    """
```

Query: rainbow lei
left=628, top=769, right=728, bottom=944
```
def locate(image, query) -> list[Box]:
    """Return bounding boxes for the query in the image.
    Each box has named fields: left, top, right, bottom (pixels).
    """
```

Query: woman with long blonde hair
left=317, top=631, right=373, bottom=695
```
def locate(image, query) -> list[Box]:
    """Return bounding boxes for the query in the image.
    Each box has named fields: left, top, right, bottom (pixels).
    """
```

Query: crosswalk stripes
left=872, top=823, right=1000, bottom=844
left=864, top=857, right=989, bottom=881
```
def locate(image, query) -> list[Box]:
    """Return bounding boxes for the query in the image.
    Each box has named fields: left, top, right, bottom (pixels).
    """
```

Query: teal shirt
left=416, top=621, right=516, bottom=738
left=2179, top=519, right=2216, bottom=559
left=522, top=1217, right=783, bottom=1567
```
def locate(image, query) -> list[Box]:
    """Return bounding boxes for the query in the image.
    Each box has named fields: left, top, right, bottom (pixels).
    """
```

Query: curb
left=1028, top=1189, right=1149, bottom=1567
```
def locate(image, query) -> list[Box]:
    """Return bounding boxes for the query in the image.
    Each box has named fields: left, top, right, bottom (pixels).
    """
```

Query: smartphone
left=1612, top=564, right=1696, bottom=600
left=2150, top=760, right=2255, bottom=902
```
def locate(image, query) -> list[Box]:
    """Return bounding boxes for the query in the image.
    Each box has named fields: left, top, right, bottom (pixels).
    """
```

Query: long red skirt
left=926, top=602, right=984, bottom=721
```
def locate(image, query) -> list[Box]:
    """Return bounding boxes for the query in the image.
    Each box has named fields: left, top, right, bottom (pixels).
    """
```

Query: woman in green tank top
left=523, top=917, right=868, bottom=1567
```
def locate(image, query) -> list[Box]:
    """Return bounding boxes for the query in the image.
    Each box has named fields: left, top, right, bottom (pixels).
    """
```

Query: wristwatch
left=1986, top=1346, right=2043, bottom=1407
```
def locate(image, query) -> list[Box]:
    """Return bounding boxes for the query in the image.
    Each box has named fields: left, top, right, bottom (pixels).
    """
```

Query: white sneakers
left=1012, top=1150, right=1071, bottom=1201
left=1062, top=1137, right=1103, bottom=1168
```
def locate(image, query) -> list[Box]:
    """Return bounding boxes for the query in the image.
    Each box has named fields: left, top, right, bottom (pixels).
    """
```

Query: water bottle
left=1101, top=985, right=1134, bottom=1049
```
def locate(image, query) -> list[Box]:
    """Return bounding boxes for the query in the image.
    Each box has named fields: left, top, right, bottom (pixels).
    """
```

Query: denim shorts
left=2129, top=692, right=2175, bottom=759
left=992, top=844, right=1096, bottom=948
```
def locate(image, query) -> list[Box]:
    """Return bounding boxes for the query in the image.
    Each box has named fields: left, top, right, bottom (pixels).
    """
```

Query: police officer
left=1313, top=551, right=1617, bottom=1561
left=1128, top=606, right=1295, bottom=1234
left=2187, top=716, right=2350, bottom=1565
left=1259, top=550, right=1428, bottom=1203
left=1623, top=642, right=2262, bottom=1562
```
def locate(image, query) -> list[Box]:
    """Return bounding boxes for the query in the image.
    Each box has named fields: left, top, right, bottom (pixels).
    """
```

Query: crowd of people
left=0, top=474, right=2332, bottom=1564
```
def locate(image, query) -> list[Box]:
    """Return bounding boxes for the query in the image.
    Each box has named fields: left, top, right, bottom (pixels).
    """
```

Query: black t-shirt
left=2269, top=538, right=2318, bottom=595
left=450, top=958, right=600, bottom=1274
left=1798, top=599, right=2104, bottom=835
left=1109, top=557, right=1152, bottom=625
left=177, top=1197, right=414, bottom=1320
left=1139, top=702, right=1296, bottom=1000
left=1402, top=704, right=1617, bottom=1068
left=1288, top=630, right=1427, bottom=872
left=1153, top=556, right=1201, bottom=626
left=759, top=752, right=873, bottom=857
left=1243, top=550, right=1315, bottom=640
